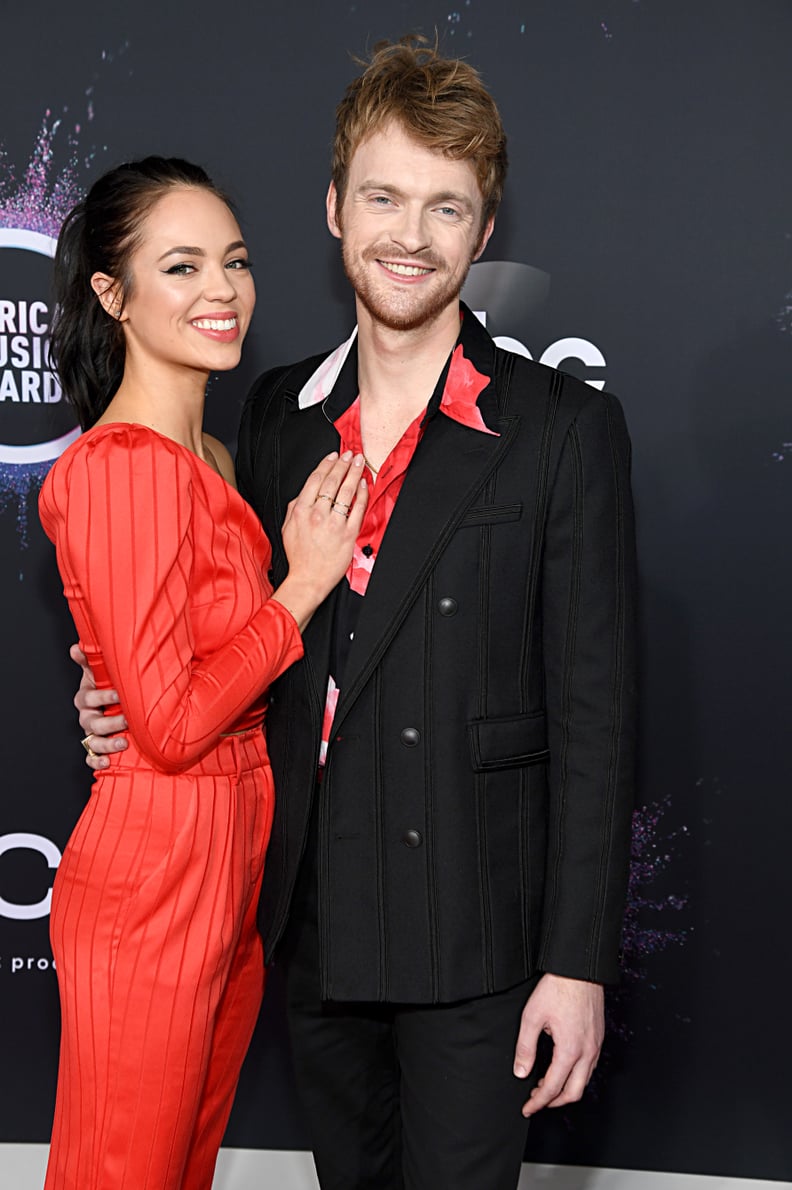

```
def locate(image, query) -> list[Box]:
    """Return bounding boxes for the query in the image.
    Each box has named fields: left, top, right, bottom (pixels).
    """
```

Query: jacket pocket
left=467, top=711, right=549, bottom=772
left=460, top=502, right=523, bottom=527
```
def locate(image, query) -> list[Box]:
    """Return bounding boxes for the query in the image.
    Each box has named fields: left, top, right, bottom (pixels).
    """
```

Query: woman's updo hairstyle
left=50, top=157, right=230, bottom=429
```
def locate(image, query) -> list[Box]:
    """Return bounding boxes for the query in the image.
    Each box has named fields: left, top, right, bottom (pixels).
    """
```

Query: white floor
left=3, top=1145, right=789, bottom=1189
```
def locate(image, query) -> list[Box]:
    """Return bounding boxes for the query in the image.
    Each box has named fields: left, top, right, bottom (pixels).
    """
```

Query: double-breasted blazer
left=237, top=309, right=636, bottom=1004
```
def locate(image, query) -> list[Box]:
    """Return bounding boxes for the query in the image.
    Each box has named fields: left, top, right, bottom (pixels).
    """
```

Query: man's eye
left=437, top=207, right=459, bottom=218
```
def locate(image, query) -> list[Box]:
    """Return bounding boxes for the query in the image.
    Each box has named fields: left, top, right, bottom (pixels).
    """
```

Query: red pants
left=45, top=727, right=272, bottom=1190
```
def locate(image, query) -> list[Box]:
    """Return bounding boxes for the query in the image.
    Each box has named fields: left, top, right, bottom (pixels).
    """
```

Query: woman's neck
left=96, top=358, right=209, bottom=458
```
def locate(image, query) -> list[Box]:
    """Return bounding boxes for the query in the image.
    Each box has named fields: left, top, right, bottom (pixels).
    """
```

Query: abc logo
left=0, top=833, right=61, bottom=920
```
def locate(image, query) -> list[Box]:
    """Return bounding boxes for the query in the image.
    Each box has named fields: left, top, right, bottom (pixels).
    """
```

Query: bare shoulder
left=202, top=433, right=237, bottom=488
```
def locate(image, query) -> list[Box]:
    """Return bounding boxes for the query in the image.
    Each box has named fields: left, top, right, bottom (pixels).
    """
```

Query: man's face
left=326, top=120, right=494, bottom=333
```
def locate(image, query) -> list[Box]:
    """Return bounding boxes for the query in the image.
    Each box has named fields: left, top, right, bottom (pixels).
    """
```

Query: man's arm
left=514, top=388, right=637, bottom=1113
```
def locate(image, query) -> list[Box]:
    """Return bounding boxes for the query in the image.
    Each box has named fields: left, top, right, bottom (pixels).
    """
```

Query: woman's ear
left=90, top=273, right=124, bottom=321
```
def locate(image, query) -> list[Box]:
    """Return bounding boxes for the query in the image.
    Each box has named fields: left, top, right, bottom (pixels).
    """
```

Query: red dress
left=39, top=423, right=303, bottom=1190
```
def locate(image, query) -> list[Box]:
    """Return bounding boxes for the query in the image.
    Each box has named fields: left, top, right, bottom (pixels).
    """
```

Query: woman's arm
left=42, top=426, right=364, bottom=772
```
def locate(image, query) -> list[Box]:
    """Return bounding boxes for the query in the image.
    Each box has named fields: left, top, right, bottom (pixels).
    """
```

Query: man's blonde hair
left=332, top=36, right=508, bottom=229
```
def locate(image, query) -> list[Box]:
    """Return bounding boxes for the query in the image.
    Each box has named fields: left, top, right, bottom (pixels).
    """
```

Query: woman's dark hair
left=50, top=157, right=231, bottom=429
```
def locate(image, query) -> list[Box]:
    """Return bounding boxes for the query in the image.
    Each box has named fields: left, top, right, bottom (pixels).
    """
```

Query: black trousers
left=280, top=823, right=542, bottom=1190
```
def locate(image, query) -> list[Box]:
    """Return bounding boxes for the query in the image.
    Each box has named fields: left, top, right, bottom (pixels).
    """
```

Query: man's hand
left=70, top=643, right=128, bottom=770
left=513, top=973, right=604, bottom=1116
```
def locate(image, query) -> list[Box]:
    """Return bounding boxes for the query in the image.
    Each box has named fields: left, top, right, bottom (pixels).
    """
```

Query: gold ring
left=333, top=501, right=351, bottom=512
left=315, top=493, right=334, bottom=504
left=81, top=734, right=98, bottom=758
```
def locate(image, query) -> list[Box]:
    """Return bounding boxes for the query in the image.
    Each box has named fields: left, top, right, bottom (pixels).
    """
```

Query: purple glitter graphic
left=535, top=793, right=691, bottom=1116
left=558, top=795, right=691, bottom=1103
left=0, top=112, right=86, bottom=240
left=0, top=461, right=52, bottom=551
left=0, top=59, right=117, bottom=549
left=0, top=111, right=88, bottom=549
left=602, top=796, right=689, bottom=1057
left=620, top=798, right=689, bottom=977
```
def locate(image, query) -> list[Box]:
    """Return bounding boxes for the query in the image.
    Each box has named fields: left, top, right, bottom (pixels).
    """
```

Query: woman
left=38, top=157, right=366, bottom=1190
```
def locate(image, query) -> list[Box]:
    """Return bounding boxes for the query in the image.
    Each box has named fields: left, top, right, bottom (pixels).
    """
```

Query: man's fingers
left=76, top=689, right=127, bottom=739
left=81, top=722, right=128, bottom=770
left=522, top=1041, right=600, bottom=1115
left=75, top=686, right=121, bottom=713
left=512, top=1016, right=540, bottom=1079
left=69, top=642, right=90, bottom=673
left=541, top=1057, right=592, bottom=1109
left=83, top=716, right=127, bottom=743
left=522, top=1048, right=576, bottom=1116
left=81, top=728, right=125, bottom=756
left=69, top=639, right=127, bottom=763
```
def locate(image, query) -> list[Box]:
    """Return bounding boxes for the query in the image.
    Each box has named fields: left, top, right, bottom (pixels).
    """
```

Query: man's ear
left=326, top=182, right=342, bottom=240
left=90, top=273, right=124, bottom=321
left=473, top=216, right=495, bottom=262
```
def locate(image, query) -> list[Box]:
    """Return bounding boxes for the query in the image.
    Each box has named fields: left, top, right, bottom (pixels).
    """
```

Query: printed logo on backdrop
left=0, top=832, right=61, bottom=977
left=0, top=102, right=105, bottom=544
left=0, top=228, right=78, bottom=464
left=462, top=260, right=607, bottom=388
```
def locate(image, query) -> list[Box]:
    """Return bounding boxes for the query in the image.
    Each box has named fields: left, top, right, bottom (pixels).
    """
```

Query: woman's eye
left=165, top=262, right=196, bottom=276
left=226, top=258, right=252, bottom=270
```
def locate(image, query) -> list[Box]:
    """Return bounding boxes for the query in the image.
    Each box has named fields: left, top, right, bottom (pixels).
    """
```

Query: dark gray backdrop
left=0, top=0, right=789, bottom=1181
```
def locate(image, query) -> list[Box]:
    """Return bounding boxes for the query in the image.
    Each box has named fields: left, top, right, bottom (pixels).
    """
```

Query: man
left=78, top=37, right=636, bottom=1190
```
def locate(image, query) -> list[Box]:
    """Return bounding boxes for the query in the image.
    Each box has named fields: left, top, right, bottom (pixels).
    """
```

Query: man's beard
left=341, top=241, right=475, bottom=332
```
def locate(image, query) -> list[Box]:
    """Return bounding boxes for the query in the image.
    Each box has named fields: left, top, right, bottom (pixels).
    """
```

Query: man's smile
left=377, top=260, right=434, bottom=278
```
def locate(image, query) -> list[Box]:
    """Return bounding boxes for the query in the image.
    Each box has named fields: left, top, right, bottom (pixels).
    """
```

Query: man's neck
left=355, top=301, right=461, bottom=474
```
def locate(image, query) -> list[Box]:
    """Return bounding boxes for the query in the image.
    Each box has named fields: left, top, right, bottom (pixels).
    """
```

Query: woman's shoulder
left=41, top=423, right=195, bottom=521
left=54, top=422, right=199, bottom=473
left=201, top=433, right=236, bottom=487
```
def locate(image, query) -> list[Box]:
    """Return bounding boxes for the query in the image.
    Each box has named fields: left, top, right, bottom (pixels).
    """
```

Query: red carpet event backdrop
left=0, top=0, right=789, bottom=1182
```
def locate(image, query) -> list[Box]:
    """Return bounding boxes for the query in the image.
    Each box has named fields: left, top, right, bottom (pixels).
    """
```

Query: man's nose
left=390, top=205, right=430, bottom=254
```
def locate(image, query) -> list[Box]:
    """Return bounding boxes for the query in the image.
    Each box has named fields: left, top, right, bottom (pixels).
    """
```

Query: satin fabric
left=39, top=424, right=303, bottom=1189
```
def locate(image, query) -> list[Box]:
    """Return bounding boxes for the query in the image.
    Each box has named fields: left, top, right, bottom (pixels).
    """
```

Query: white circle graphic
left=0, top=226, right=81, bottom=463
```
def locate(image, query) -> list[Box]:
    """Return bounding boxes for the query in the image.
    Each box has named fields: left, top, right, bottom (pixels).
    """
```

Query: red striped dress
left=39, top=422, right=303, bottom=1190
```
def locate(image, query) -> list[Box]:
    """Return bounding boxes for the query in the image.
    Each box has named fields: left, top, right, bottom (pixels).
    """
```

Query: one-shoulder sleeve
left=39, top=426, right=303, bottom=773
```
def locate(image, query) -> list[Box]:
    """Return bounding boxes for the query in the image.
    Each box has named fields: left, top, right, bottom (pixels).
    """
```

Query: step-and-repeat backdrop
left=1, top=0, right=789, bottom=1183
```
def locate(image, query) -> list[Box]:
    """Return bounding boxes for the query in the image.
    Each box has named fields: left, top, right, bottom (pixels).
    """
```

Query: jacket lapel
left=332, top=407, right=519, bottom=727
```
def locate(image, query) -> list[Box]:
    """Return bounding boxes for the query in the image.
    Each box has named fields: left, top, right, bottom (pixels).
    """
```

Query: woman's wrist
left=270, top=575, right=328, bottom=632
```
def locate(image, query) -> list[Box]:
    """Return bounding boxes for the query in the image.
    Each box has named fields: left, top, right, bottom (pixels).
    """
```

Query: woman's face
left=106, top=186, right=256, bottom=379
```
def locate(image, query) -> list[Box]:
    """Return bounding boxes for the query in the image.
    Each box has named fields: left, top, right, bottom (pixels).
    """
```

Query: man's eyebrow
left=356, top=180, right=402, bottom=196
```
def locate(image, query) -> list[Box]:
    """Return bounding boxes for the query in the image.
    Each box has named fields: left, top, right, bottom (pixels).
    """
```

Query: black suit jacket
left=237, top=311, right=636, bottom=1003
